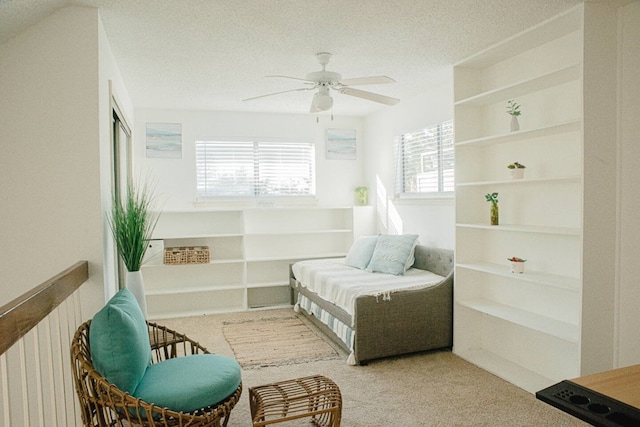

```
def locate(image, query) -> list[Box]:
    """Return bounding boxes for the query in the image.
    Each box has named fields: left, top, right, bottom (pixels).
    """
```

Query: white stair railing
left=0, top=261, right=89, bottom=427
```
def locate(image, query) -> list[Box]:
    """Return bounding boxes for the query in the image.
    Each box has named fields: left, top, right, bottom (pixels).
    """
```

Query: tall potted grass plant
left=107, top=180, right=160, bottom=316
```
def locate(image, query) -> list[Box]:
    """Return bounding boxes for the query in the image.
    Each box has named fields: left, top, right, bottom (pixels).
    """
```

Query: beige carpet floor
left=157, top=308, right=588, bottom=427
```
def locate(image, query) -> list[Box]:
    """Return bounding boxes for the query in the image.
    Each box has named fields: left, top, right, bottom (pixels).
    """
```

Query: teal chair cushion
left=89, top=288, right=151, bottom=394
left=133, top=354, right=242, bottom=413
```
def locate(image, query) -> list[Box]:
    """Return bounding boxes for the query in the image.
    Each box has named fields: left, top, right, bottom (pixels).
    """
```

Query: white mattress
left=291, top=258, right=445, bottom=316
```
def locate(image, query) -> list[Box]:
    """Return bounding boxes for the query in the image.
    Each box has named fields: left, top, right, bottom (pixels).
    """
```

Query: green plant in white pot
left=355, top=186, right=368, bottom=206
left=107, top=180, right=160, bottom=317
left=506, top=100, right=521, bottom=132
left=507, top=161, right=526, bottom=179
left=507, top=256, right=527, bottom=274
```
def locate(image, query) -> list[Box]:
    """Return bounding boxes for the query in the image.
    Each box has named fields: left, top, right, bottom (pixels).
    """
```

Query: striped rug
left=222, top=316, right=340, bottom=368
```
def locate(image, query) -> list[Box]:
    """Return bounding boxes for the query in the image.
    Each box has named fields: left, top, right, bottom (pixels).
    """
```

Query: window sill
left=392, top=194, right=455, bottom=206
left=193, top=197, right=319, bottom=209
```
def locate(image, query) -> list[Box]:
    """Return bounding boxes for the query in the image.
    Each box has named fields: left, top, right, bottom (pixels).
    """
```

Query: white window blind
left=394, top=120, right=454, bottom=196
left=196, top=140, right=315, bottom=200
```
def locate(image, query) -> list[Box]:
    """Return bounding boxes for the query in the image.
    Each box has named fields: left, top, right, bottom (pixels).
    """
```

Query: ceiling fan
left=243, top=52, right=400, bottom=113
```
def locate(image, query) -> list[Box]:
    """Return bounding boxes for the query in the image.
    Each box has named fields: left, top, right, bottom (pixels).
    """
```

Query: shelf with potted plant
left=455, top=223, right=581, bottom=236
left=455, top=261, right=580, bottom=291
left=456, top=256, right=581, bottom=346
left=452, top=4, right=622, bottom=393
left=454, top=55, right=582, bottom=143
left=456, top=175, right=581, bottom=187
left=457, top=185, right=581, bottom=235
left=454, top=119, right=581, bottom=148
left=456, top=160, right=581, bottom=186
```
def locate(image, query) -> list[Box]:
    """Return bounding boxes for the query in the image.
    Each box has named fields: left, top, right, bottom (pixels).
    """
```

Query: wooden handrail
left=0, top=260, right=89, bottom=355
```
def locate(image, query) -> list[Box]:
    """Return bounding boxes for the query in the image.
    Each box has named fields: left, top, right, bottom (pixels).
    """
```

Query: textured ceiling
left=0, top=0, right=625, bottom=116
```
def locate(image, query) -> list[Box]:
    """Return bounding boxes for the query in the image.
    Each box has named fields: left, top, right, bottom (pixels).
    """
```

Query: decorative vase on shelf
left=490, top=204, right=499, bottom=226
left=485, top=192, right=499, bottom=226
left=510, top=115, right=520, bottom=132
left=506, top=100, right=521, bottom=132
left=126, top=270, right=148, bottom=317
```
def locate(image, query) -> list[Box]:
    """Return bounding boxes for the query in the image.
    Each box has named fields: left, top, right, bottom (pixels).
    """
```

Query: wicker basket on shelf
left=164, top=246, right=210, bottom=265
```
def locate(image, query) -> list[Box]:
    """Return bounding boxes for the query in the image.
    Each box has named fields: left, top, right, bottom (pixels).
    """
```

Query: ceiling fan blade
left=339, top=76, right=396, bottom=86
left=266, top=75, right=315, bottom=84
left=339, top=87, right=400, bottom=105
left=243, top=87, right=312, bottom=102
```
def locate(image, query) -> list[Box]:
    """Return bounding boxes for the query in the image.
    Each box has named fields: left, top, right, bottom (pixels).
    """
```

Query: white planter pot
left=510, top=115, right=520, bottom=132
left=510, top=262, right=525, bottom=274
left=509, top=168, right=525, bottom=179
left=126, top=270, right=148, bottom=317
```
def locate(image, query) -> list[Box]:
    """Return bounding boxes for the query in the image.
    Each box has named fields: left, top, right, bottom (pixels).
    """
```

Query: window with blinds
left=195, top=140, right=315, bottom=200
left=394, top=120, right=454, bottom=196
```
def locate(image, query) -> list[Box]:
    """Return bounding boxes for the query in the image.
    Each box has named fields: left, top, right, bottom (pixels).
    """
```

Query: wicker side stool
left=249, top=375, right=342, bottom=427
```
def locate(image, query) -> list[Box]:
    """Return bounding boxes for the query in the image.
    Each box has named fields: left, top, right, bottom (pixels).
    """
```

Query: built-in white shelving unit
left=453, top=4, right=618, bottom=393
left=142, top=206, right=374, bottom=319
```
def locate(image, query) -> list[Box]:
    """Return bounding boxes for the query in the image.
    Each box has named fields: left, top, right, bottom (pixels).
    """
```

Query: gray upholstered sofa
left=290, top=245, right=454, bottom=365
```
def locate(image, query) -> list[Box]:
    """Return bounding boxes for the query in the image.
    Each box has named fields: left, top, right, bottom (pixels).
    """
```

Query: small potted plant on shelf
left=485, top=192, right=499, bottom=226
left=506, top=100, right=521, bottom=132
left=507, top=161, right=526, bottom=179
left=507, top=256, right=527, bottom=274
left=355, top=186, right=368, bottom=206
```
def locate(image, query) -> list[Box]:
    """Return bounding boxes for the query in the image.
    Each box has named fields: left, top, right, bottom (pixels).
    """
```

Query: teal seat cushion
left=89, top=288, right=151, bottom=394
left=367, top=234, right=419, bottom=275
left=133, top=354, right=241, bottom=413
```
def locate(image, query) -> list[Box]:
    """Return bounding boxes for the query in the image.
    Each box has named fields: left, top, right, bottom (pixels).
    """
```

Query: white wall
left=0, top=6, right=133, bottom=317
left=133, top=110, right=364, bottom=210
left=98, top=10, right=135, bottom=301
left=0, top=7, right=104, bottom=314
left=616, top=1, right=640, bottom=367
left=134, top=90, right=455, bottom=250
left=363, top=80, right=455, bottom=249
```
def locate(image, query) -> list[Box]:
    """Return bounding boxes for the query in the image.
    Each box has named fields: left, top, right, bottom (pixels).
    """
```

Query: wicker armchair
left=71, top=320, right=242, bottom=427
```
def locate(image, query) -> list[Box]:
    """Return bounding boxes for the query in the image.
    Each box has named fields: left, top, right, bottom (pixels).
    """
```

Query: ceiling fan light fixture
left=312, top=92, right=333, bottom=111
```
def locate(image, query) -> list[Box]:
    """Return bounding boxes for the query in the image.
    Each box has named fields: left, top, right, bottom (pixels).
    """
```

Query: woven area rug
left=222, top=316, right=340, bottom=368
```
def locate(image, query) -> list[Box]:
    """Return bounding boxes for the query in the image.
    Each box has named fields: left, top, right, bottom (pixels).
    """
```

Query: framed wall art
left=326, top=128, right=356, bottom=160
left=146, top=122, right=182, bottom=158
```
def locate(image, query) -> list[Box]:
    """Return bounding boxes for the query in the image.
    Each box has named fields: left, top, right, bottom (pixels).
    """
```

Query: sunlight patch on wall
left=375, top=175, right=403, bottom=235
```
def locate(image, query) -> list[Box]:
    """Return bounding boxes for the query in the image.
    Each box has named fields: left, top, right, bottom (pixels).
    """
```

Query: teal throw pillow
left=345, top=235, right=379, bottom=270
left=133, top=354, right=242, bottom=413
left=367, top=234, right=419, bottom=275
left=89, top=288, right=151, bottom=394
